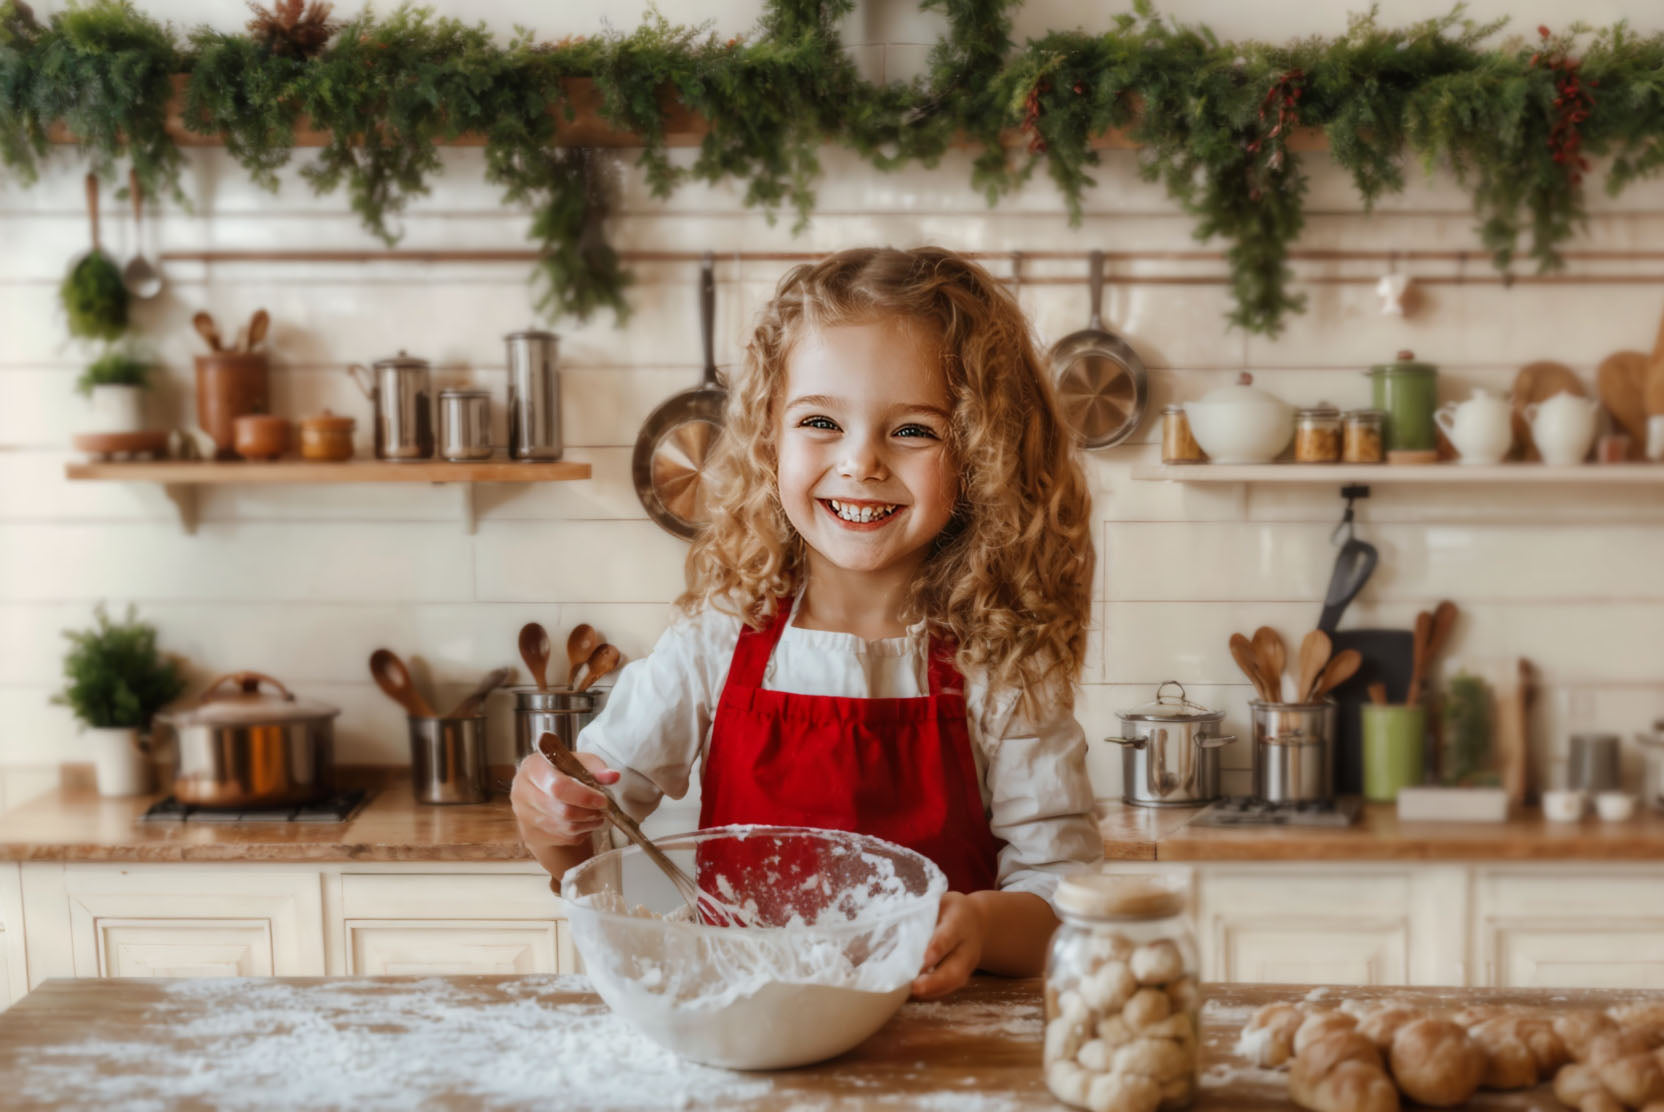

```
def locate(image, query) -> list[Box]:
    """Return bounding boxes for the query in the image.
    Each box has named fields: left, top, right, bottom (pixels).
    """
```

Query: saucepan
left=153, top=671, right=339, bottom=808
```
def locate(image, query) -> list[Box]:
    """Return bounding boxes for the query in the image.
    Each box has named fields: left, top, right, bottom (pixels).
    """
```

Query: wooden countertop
left=3, top=771, right=1664, bottom=864
left=0, top=974, right=1653, bottom=1109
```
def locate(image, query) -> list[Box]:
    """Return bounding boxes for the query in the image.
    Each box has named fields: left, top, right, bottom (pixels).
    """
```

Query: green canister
left=1368, top=350, right=1439, bottom=454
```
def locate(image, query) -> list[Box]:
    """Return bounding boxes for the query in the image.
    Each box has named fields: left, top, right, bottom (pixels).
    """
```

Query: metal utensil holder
left=1250, top=700, right=1338, bottom=803
left=513, top=686, right=601, bottom=760
left=408, top=715, right=488, bottom=804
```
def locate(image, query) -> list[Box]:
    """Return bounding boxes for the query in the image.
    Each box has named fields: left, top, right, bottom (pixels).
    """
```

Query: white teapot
left=1524, top=391, right=1599, bottom=466
left=1434, top=388, right=1513, bottom=465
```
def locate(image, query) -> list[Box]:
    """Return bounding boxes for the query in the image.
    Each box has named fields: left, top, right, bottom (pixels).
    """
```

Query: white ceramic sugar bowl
left=1434, top=388, right=1513, bottom=465
left=1524, top=392, right=1600, bottom=466
left=1043, top=873, right=1200, bottom=1111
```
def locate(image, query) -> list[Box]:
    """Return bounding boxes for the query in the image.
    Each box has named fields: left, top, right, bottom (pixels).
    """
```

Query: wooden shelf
left=64, top=458, right=592, bottom=534
left=1131, top=462, right=1664, bottom=484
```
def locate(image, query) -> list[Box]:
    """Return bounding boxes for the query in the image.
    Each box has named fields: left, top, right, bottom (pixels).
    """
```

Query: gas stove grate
left=1189, top=795, right=1363, bottom=828
left=138, top=789, right=369, bottom=824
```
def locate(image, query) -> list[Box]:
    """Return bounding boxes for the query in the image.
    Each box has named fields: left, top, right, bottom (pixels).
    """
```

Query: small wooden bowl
left=234, top=414, right=291, bottom=461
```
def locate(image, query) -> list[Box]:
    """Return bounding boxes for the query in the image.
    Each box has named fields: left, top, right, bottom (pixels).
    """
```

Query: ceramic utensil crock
left=1102, top=681, right=1235, bottom=806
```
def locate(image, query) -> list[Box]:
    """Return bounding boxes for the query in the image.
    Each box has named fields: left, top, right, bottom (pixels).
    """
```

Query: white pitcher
left=1434, top=388, right=1513, bottom=465
left=1524, top=392, right=1600, bottom=466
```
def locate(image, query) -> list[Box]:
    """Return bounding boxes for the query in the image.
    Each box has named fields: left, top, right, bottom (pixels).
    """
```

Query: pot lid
left=158, top=672, right=340, bottom=727
left=505, top=328, right=559, bottom=341
left=1056, top=872, right=1187, bottom=920
left=439, top=387, right=489, bottom=399
left=1369, top=348, right=1436, bottom=375
left=302, top=408, right=355, bottom=432
left=374, top=349, right=429, bottom=369
left=1118, top=680, right=1225, bottom=723
left=1188, top=371, right=1289, bottom=410
left=1297, top=402, right=1340, bottom=418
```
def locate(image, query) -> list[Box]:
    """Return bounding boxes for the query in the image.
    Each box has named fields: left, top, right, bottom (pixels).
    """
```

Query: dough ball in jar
left=1097, top=1014, right=1135, bottom=1050
left=1085, top=1070, right=1161, bottom=1112
left=1047, top=1058, right=1093, bottom=1107
left=1046, top=1016, right=1089, bottom=1064
left=1111, top=1036, right=1194, bottom=1083
left=1130, top=939, right=1186, bottom=986
left=1082, top=960, right=1138, bottom=1015
left=1165, top=976, right=1199, bottom=1016
left=1123, top=988, right=1173, bottom=1031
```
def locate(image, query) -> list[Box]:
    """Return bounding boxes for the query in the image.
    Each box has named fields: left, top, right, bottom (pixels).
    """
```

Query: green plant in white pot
left=76, top=349, right=155, bottom=434
left=54, top=605, right=186, bottom=796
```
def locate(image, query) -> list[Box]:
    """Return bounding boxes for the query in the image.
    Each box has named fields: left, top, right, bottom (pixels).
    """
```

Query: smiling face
left=775, top=318, right=960, bottom=585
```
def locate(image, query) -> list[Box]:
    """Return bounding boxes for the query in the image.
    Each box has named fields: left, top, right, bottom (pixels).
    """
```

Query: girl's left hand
left=910, top=892, right=986, bottom=1000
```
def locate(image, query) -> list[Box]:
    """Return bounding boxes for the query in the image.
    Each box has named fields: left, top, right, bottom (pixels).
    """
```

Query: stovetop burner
left=1189, top=795, right=1363, bottom=828
left=139, top=789, right=369, bottom=824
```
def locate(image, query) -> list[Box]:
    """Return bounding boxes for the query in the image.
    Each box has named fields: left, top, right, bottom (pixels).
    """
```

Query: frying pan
left=1048, top=250, right=1149, bottom=449
left=633, top=253, right=725, bottom=540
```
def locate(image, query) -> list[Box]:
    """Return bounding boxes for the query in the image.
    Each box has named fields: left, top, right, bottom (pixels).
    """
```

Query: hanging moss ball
left=61, top=251, right=130, bottom=340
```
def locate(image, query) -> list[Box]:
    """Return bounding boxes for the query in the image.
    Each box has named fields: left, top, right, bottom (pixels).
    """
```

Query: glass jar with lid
left=1294, top=404, right=1342, bottom=462
left=1160, top=405, right=1206, bottom=464
left=1343, top=409, right=1386, bottom=463
left=1044, top=872, right=1200, bottom=1111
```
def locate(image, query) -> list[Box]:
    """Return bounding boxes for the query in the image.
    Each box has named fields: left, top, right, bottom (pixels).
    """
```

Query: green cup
left=1362, top=704, right=1427, bottom=803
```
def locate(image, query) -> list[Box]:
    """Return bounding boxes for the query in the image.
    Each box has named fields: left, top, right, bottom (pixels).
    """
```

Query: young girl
left=511, top=246, right=1103, bottom=999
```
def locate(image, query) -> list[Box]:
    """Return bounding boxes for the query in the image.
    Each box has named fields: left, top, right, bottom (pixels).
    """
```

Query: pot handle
left=1101, top=736, right=1147, bottom=750
left=346, top=363, right=375, bottom=399
left=1193, top=733, right=1237, bottom=750
left=196, top=671, right=296, bottom=704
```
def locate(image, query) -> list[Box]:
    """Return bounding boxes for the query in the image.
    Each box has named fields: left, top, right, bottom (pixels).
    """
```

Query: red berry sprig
left=1246, top=68, right=1304, bottom=173
left=1021, top=79, right=1052, bottom=153
left=1531, top=25, right=1596, bottom=186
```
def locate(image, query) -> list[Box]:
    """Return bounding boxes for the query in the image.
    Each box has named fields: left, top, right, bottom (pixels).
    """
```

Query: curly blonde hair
left=678, top=246, right=1095, bottom=714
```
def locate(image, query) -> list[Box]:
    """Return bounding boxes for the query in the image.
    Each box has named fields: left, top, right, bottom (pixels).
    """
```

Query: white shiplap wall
left=5, top=0, right=1664, bottom=818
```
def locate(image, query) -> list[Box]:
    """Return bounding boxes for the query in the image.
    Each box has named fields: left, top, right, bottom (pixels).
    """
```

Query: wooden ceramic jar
left=195, top=352, right=270, bottom=460
left=299, top=410, right=356, bottom=462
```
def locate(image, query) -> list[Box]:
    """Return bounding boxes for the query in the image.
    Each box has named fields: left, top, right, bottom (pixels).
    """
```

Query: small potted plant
left=54, top=605, right=186, bottom=796
left=76, top=348, right=155, bottom=434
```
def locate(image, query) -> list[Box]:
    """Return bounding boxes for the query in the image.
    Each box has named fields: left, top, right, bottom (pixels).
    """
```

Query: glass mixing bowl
left=561, top=824, right=947, bottom=1069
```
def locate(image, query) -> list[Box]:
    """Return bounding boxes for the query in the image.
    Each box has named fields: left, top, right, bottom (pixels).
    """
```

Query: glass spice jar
left=1044, top=873, right=1200, bottom=1112
left=1343, top=409, right=1386, bottom=463
left=1294, top=404, right=1342, bottom=463
left=1161, top=405, right=1206, bottom=464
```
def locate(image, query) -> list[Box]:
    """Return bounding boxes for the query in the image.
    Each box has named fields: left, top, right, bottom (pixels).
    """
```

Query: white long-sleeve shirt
left=577, top=597, right=1104, bottom=910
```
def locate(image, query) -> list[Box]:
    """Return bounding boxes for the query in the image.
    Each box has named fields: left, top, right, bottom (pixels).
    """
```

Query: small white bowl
left=1542, top=789, right=1586, bottom=823
left=1595, top=791, right=1638, bottom=822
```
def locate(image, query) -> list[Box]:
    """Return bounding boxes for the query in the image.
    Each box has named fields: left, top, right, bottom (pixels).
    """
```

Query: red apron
left=697, top=600, right=1003, bottom=907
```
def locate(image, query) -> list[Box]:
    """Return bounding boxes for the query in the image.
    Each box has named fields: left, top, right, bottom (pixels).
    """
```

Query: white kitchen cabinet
left=0, top=864, right=25, bottom=1005
left=1193, top=864, right=1468, bottom=987
left=335, top=870, right=574, bottom=975
left=1472, top=865, right=1664, bottom=989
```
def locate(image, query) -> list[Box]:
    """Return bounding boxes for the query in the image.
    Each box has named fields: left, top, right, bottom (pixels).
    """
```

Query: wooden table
left=0, top=975, right=1652, bottom=1110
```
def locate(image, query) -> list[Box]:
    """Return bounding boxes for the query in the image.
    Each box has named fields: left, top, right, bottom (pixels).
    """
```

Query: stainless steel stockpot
left=1103, top=681, right=1235, bottom=807
left=438, top=387, right=492, bottom=461
left=154, top=671, right=339, bottom=808
left=1250, top=700, right=1337, bottom=803
left=511, top=686, right=600, bottom=761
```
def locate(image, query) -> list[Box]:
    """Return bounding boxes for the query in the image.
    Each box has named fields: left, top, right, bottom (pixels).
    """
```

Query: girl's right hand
left=510, top=750, right=622, bottom=849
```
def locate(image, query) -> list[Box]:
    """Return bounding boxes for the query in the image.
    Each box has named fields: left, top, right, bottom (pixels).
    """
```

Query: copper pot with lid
left=153, top=671, right=340, bottom=808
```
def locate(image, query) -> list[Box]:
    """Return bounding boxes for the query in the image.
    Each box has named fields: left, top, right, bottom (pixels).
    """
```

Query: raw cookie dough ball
left=1288, top=1031, right=1394, bottom=1112
left=1047, top=1016, right=1089, bottom=1063
left=1587, top=1028, right=1658, bottom=1066
left=1238, top=1002, right=1305, bottom=1069
left=1047, top=1058, right=1093, bottom=1107
left=1466, top=1017, right=1538, bottom=1090
left=1555, top=1062, right=1603, bottom=1107
left=1123, top=988, right=1172, bottom=1031
left=1294, top=1011, right=1359, bottom=1057
left=1082, top=960, right=1138, bottom=1014
left=1559, top=1010, right=1621, bottom=1060
left=1354, top=1006, right=1421, bottom=1052
left=1165, top=976, right=1199, bottom=1015
left=1144, top=1012, right=1197, bottom=1046
left=1087, top=931, right=1136, bottom=965
left=1389, top=1017, right=1484, bottom=1108
left=1112, top=1036, right=1193, bottom=1083
left=1596, top=1050, right=1664, bottom=1108
left=1130, top=939, right=1185, bottom=986
left=1078, top=1038, right=1114, bottom=1072
left=1085, top=1070, right=1161, bottom=1112
left=1098, top=1015, right=1135, bottom=1049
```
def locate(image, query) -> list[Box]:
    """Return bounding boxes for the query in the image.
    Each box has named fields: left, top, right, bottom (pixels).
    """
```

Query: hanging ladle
left=369, top=648, right=437, bottom=719
left=538, top=735, right=751, bottom=926
left=566, top=623, right=599, bottom=686
left=518, top=622, right=552, bottom=691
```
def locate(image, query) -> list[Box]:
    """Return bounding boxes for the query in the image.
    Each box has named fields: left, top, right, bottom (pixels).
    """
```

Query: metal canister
left=347, top=350, right=433, bottom=461
left=1250, top=700, right=1338, bottom=803
left=505, top=329, right=562, bottom=460
left=512, top=686, right=600, bottom=760
left=438, top=388, right=492, bottom=461
left=408, top=715, right=488, bottom=804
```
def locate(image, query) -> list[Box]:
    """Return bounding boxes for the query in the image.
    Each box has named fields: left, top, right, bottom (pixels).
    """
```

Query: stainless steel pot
left=1103, top=681, right=1235, bottom=807
left=347, top=350, right=433, bottom=460
left=438, top=387, right=492, bottom=461
left=505, top=329, right=563, bottom=461
left=512, top=686, right=600, bottom=761
left=1251, top=700, right=1337, bottom=803
left=408, top=714, right=488, bottom=805
left=154, top=671, right=339, bottom=808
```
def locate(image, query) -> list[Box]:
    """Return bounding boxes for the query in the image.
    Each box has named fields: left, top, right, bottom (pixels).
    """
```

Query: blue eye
left=895, top=424, right=938, bottom=439
left=800, top=415, right=839, bottom=431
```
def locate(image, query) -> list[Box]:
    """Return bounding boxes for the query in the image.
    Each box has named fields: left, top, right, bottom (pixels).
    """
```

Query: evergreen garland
left=6, top=0, right=1664, bottom=334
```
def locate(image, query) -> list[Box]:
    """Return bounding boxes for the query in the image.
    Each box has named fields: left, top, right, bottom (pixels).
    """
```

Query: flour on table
left=10, top=975, right=775, bottom=1111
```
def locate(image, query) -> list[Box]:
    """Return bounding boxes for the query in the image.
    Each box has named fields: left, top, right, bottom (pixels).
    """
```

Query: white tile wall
left=5, top=0, right=1664, bottom=813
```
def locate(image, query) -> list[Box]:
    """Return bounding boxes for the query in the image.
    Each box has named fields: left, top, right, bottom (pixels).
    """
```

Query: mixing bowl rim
left=560, top=822, right=949, bottom=937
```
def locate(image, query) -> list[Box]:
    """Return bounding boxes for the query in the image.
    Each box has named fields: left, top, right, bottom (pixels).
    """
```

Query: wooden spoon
left=518, top=622, right=552, bottom=691
left=1229, top=633, right=1273, bottom=702
left=1296, top=629, right=1332, bottom=704
left=369, top=648, right=436, bottom=718
left=575, top=643, right=621, bottom=693
left=1405, top=610, right=1434, bottom=706
left=192, top=311, right=223, bottom=352
left=246, top=308, right=270, bottom=351
left=444, top=666, right=514, bottom=719
left=1311, top=649, right=1363, bottom=701
left=1425, top=600, right=1458, bottom=668
left=1368, top=682, right=1389, bottom=706
left=1252, top=626, right=1286, bottom=703
left=566, top=623, right=599, bottom=686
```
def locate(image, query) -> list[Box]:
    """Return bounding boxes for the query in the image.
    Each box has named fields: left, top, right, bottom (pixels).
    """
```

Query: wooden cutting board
left=1510, top=361, right=1586, bottom=461
left=1597, top=352, right=1649, bottom=458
